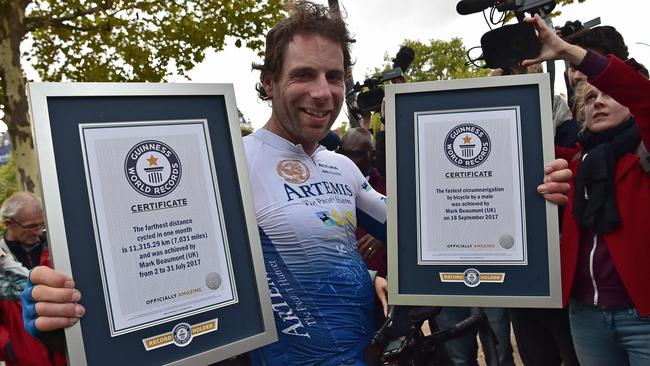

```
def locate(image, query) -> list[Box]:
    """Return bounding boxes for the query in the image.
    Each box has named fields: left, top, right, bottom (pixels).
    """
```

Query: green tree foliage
left=403, top=38, right=490, bottom=81
left=336, top=121, right=348, bottom=136
left=370, top=38, right=490, bottom=82
left=0, top=0, right=285, bottom=193
left=0, top=155, right=18, bottom=234
left=555, top=0, right=587, bottom=12
left=25, top=0, right=285, bottom=82
left=0, top=155, right=18, bottom=203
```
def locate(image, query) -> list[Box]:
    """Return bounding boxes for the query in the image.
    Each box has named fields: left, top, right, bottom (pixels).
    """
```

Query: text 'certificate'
left=416, top=108, right=527, bottom=265
left=80, top=120, right=237, bottom=336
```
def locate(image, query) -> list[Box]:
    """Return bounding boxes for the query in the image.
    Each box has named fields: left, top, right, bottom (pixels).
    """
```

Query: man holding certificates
left=20, top=2, right=572, bottom=365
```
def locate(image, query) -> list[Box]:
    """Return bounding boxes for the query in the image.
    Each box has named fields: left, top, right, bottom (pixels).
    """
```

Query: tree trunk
left=327, top=0, right=360, bottom=127
left=327, top=0, right=341, bottom=18
left=0, top=1, right=39, bottom=195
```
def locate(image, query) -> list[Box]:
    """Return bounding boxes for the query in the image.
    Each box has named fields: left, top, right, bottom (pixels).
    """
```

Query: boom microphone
left=456, top=0, right=495, bottom=15
left=392, top=46, right=415, bottom=73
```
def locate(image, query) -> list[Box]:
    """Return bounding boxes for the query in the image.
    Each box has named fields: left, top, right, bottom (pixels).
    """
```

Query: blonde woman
left=525, top=15, right=650, bottom=366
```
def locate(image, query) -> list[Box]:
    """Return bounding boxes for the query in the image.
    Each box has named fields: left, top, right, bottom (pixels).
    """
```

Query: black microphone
left=392, top=46, right=415, bottom=73
left=456, top=0, right=495, bottom=15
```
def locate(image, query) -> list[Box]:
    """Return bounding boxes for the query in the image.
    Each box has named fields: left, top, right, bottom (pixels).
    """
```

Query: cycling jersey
left=245, top=128, right=387, bottom=365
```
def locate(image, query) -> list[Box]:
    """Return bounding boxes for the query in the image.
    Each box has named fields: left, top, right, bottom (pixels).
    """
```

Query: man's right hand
left=22, top=266, right=85, bottom=335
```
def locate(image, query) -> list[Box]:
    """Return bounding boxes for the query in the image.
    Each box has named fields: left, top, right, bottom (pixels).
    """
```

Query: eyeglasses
left=11, top=219, right=45, bottom=231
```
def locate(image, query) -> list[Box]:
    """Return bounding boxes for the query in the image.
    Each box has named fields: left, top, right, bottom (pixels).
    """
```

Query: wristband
left=21, top=270, right=39, bottom=336
left=368, top=270, right=378, bottom=283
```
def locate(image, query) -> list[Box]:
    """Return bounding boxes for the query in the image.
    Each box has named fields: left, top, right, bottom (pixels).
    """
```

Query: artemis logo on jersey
left=277, top=160, right=310, bottom=184
left=284, top=182, right=353, bottom=201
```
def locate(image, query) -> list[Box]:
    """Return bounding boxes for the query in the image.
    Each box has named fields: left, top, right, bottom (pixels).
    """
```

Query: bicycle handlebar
left=426, top=307, right=484, bottom=344
left=372, top=305, right=396, bottom=346
left=374, top=306, right=500, bottom=366
left=424, top=307, right=498, bottom=366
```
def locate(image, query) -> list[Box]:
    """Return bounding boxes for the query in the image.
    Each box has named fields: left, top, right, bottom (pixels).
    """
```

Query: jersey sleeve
left=348, top=162, right=387, bottom=243
left=0, top=270, right=26, bottom=300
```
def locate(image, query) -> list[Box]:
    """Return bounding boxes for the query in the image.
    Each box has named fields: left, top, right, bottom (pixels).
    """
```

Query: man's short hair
left=567, top=26, right=629, bottom=60
left=252, top=1, right=354, bottom=101
left=0, top=192, right=43, bottom=220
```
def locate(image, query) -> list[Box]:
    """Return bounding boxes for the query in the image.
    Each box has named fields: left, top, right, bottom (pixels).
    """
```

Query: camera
left=347, top=46, right=415, bottom=113
left=348, top=68, right=404, bottom=113
left=457, top=0, right=556, bottom=69
left=456, top=0, right=555, bottom=17
left=559, top=20, right=583, bottom=38
left=480, top=22, right=540, bottom=69
left=557, top=17, right=601, bottom=39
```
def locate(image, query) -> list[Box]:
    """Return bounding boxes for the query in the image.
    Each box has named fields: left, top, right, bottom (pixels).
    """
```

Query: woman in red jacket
left=524, top=15, right=650, bottom=366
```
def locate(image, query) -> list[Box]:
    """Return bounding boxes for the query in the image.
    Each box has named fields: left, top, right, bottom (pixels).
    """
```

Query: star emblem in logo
left=462, top=135, right=472, bottom=144
left=146, top=154, right=159, bottom=166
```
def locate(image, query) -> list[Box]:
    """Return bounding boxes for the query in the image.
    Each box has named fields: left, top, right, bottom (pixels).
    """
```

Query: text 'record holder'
left=27, top=83, right=276, bottom=365
left=385, top=74, right=562, bottom=308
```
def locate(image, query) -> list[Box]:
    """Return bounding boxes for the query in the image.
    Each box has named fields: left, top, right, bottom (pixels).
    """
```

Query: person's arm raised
left=521, top=14, right=587, bottom=67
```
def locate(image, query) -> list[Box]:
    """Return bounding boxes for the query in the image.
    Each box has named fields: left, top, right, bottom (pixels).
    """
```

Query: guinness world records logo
left=463, top=268, right=481, bottom=287
left=444, top=123, right=491, bottom=168
left=125, top=140, right=182, bottom=197
left=172, top=322, right=193, bottom=347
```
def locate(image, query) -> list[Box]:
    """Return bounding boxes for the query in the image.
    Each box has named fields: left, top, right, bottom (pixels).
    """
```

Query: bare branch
left=54, top=22, right=110, bottom=32
left=25, top=1, right=114, bottom=31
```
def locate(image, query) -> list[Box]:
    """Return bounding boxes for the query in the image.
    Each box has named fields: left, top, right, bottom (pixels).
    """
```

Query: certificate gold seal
left=499, top=234, right=515, bottom=249
left=206, top=272, right=222, bottom=290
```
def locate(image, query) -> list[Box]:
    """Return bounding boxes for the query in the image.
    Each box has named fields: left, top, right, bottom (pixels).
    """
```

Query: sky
left=7, top=0, right=648, bottom=134
left=168, top=0, right=649, bottom=131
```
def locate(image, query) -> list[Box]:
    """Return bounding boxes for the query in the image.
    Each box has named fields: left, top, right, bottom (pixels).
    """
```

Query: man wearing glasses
left=0, top=192, right=66, bottom=366
left=1, top=192, right=47, bottom=259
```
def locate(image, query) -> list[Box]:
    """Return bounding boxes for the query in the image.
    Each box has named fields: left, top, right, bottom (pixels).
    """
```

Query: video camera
left=456, top=0, right=555, bottom=18
left=347, top=46, right=415, bottom=114
left=556, top=17, right=601, bottom=39
left=456, top=0, right=557, bottom=69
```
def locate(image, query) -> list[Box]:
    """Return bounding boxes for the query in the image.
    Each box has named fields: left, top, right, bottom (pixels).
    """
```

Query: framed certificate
left=27, top=83, right=276, bottom=365
left=385, top=74, right=561, bottom=308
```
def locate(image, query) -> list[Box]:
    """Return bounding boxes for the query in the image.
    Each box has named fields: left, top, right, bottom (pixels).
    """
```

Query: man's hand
left=522, top=14, right=587, bottom=67
left=374, top=276, right=388, bottom=317
left=537, top=158, right=572, bottom=205
left=22, top=266, right=85, bottom=335
left=357, top=234, right=384, bottom=261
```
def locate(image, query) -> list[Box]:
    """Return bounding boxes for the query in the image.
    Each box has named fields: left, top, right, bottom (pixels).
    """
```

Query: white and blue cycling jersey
left=244, top=129, right=387, bottom=366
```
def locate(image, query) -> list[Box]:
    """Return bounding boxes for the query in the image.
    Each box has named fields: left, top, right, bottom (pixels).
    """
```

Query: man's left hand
left=357, top=234, right=384, bottom=261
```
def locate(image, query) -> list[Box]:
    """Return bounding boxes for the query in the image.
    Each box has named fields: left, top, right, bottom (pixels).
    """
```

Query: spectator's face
left=584, top=84, right=631, bottom=133
left=263, top=34, right=345, bottom=150
left=6, top=206, right=44, bottom=246
left=339, top=139, right=374, bottom=174
left=566, top=61, right=587, bottom=90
